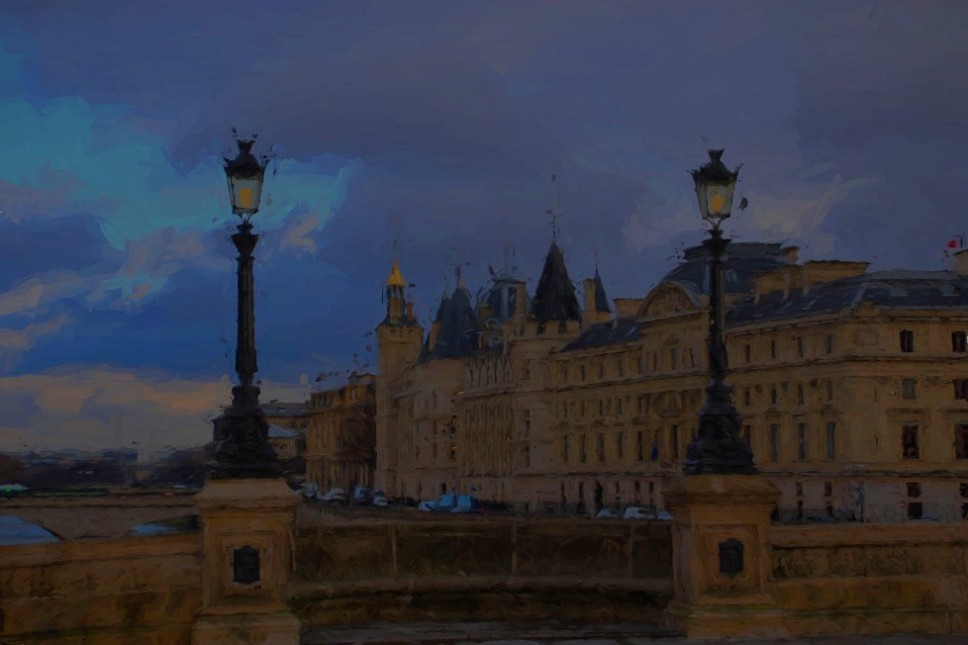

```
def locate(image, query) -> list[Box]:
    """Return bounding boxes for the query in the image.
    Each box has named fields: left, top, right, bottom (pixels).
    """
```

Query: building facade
left=304, top=373, right=377, bottom=491
left=374, top=240, right=968, bottom=521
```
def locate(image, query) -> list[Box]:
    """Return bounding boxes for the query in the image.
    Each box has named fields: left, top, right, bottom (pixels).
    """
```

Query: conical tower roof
left=423, top=284, right=480, bottom=360
left=531, top=242, right=582, bottom=323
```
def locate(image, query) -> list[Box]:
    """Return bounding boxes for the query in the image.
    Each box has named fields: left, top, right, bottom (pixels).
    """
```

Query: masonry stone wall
left=289, top=505, right=673, bottom=626
left=0, top=533, right=202, bottom=644
left=768, top=522, right=968, bottom=635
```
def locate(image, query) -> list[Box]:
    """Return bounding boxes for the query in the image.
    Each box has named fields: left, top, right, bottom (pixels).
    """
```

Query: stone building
left=304, top=372, right=377, bottom=491
left=376, top=240, right=968, bottom=522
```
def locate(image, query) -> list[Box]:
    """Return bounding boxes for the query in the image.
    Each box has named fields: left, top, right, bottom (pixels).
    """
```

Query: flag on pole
left=945, top=235, right=965, bottom=256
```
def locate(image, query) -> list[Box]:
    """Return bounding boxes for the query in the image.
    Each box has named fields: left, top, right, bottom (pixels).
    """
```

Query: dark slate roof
left=593, top=270, right=611, bottom=313
left=421, top=285, right=480, bottom=361
left=661, top=242, right=796, bottom=298
left=729, top=270, right=968, bottom=325
left=561, top=317, right=644, bottom=352
left=531, top=242, right=582, bottom=323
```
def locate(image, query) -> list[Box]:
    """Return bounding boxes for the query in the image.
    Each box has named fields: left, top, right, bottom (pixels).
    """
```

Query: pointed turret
left=582, top=267, right=612, bottom=327
left=531, top=242, right=582, bottom=325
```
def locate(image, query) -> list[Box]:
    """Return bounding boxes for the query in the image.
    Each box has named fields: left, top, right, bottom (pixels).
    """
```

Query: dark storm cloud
left=1, top=0, right=967, bottom=449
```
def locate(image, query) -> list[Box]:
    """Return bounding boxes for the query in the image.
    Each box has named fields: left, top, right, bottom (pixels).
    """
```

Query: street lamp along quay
left=683, top=149, right=756, bottom=475
left=211, top=134, right=280, bottom=479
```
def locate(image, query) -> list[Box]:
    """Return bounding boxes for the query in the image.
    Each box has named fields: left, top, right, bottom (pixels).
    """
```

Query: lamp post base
left=211, top=403, right=280, bottom=480
left=684, top=380, right=755, bottom=475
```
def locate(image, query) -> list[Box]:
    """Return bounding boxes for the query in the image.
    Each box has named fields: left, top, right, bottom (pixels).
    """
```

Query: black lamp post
left=683, top=149, right=756, bottom=475
left=211, top=137, right=279, bottom=479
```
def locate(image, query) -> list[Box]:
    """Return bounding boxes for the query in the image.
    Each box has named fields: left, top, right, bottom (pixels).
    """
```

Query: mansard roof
left=481, top=275, right=528, bottom=323
left=531, top=242, right=582, bottom=323
left=729, top=270, right=968, bottom=325
left=660, top=242, right=797, bottom=298
left=561, top=317, right=643, bottom=352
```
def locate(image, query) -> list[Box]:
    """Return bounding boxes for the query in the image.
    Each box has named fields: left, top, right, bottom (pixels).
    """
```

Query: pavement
left=301, top=621, right=967, bottom=644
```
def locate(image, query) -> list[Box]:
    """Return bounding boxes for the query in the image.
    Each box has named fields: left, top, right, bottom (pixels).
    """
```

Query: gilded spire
left=386, top=258, right=406, bottom=288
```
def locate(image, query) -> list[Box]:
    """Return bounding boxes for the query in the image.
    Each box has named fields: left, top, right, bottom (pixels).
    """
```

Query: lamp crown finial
left=708, top=149, right=724, bottom=162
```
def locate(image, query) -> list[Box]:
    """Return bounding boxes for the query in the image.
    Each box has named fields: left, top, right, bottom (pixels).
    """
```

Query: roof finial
left=594, top=249, right=600, bottom=277
left=545, top=173, right=561, bottom=243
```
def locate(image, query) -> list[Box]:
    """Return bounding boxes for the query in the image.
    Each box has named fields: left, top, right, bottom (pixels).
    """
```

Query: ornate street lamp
left=211, top=136, right=279, bottom=478
left=683, top=149, right=756, bottom=475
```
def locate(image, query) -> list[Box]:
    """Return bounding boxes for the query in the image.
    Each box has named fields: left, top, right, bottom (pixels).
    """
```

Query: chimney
left=955, top=249, right=968, bottom=276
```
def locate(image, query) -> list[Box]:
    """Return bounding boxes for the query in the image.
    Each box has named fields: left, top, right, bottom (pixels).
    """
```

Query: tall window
left=770, top=339, right=777, bottom=359
left=826, top=421, right=836, bottom=459
left=617, top=360, right=624, bottom=377
left=671, top=425, right=680, bottom=460
left=796, top=336, right=804, bottom=358
left=902, top=423, right=919, bottom=459
left=579, top=434, right=587, bottom=463
left=797, top=423, right=807, bottom=460
left=797, top=383, right=805, bottom=406
left=579, top=365, right=586, bottom=381
left=953, top=331, right=968, bottom=353
left=616, top=431, right=624, bottom=460
left=956, top=425, right=968, bottom=459
left=637, top=356, right=644, bottom=374
left=827, top=380, right=834, bottom=402
left=744, top=343, right=751, bottom=363
left=596, top=434, right=605, bottom=462
left=826, top=334, right=835, bottom=354
left=741, top=425, right=751, bottom=445
left=563, top=435, right=570, bottom=463
left=769, top=424, right=779, bottom=461
left=955, top=380, right=968, bottom=400
left=636, top=431, right=644, bottom=461
left=743, top=387, right=751, bottom=407
left=901, top=379, right=917, bottom=400
left=900, top=330, right=915, bottom=353
left=770, top=386, right=778, bottom=405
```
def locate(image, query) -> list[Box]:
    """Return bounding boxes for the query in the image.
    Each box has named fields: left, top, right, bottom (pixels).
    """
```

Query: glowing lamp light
left=224, top=139, right=267, bottom=217
left=691, top=149, right=740, bottom=226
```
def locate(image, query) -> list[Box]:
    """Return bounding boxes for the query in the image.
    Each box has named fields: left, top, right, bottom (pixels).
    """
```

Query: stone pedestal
left=663, top=474, right=783, bottom=638
left=192, top=478, right=301, bottom=645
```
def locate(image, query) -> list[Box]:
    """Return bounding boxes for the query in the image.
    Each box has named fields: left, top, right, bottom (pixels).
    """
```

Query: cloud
left=0, top=366, right=230, bottom=452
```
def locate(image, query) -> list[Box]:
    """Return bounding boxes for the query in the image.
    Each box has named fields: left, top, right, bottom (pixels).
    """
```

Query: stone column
left=192, top=478, right=300, bottom=644
left=663, top=474, right=782, bottom=638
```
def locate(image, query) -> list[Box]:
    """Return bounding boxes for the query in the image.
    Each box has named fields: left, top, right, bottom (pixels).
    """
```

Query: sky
left=0, top=0, right=965, bottom=452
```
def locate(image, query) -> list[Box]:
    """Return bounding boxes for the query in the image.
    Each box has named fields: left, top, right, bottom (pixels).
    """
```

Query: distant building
left=303, top=373, right=376, bottom=491
left=375, top=240, right=968, bottom=522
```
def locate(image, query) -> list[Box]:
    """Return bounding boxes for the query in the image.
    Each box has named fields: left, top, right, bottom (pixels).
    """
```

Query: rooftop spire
left=532, top=241, right=582, bottom=324
left=386, top=258, right=406, bottom=288
left=545, top=173, right=561, bottom=243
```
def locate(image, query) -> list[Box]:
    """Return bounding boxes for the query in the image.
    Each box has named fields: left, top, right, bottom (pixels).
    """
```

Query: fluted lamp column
left=211, top=136, right=279, bottom=479
left=683, top=149, right=756, bottom=475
